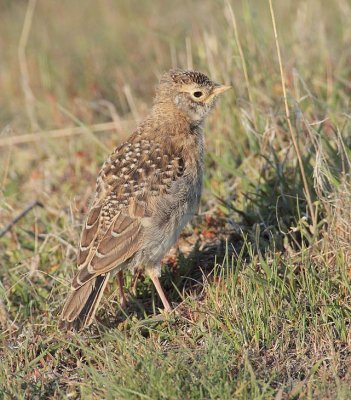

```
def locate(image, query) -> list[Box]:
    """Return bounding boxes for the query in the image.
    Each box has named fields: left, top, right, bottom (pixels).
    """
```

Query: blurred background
left=1, top=1, right=351, bottom=398
left=0, top=0, right=349, bottom=128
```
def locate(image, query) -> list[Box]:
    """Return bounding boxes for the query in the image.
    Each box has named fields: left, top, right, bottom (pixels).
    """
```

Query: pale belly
left=128, top=171, right=202, bottom=275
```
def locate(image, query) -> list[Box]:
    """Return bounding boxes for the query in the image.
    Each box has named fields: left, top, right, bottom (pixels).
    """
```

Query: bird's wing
left=71, top=135, right=184, bottom=290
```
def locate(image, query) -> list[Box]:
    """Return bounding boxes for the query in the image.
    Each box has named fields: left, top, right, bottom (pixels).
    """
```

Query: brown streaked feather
left=60, top=273, right=110, bottom=331
left=77, top=246, right=90, bottom=267
left=128, top=199, right=147, bottom=218
left=86, top=204, right=102, bottom=227
left=60, top=281, right=93, bottom=322
left=90, top=225, right=141, bottom=273
left=112, top=214, right=134, bottom=234
left=80, top=220, right=99, bottom=248
left=97, top=220, right=139, bottom=256
left=73, top=241, right=136, bottom=288
left=59, top=69, right=227, bottom=331
left=76, top=204, right=103, bottom=271
left=70, top=146, right=184, bottom=289
left=76, top=273, right=110, bottom=330
left=62, top=142, right=186, bottom=327
left=72, top=213, right=142, bottom=289
left=81, top=204, right=102, bottom=247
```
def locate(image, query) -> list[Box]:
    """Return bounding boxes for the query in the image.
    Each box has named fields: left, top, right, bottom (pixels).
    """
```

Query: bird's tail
left=59, top=272, right=110, bottom=331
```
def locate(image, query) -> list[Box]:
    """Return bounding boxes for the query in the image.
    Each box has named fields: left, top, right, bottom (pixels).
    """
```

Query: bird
left=59, top=69, right=231, bottom=330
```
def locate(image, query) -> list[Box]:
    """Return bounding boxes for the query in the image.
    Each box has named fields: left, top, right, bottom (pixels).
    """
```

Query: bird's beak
left=205, top=84, right=232, bottom=103
left=212, top=85, right=232, bottom=96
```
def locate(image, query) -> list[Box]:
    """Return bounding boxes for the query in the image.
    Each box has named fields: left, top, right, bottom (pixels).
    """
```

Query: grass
left=1, top=0, right=351, bottom=398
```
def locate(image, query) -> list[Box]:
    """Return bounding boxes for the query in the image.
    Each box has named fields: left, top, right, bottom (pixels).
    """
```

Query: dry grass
left=0, top=0, right=351, bottom=398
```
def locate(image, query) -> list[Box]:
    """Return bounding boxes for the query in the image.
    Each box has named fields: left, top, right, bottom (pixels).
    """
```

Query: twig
left=0, top=299, right=9, bottom=326
left=0, top=200, right=43, bottom=238
left=56, top=103, right=110, bottom=152
left=226, top=0, right=257, bottom=130
left=185, top=37, right=193, bottom=70
left=94, top=99, right=125, bottom=136
left=1, top=144, right=13, bottom=188
left=268, top=0, right=316, bottom=230
left=123, top=85, right=140, bottom=122
left=18, top=0, right=38, bottom=131
left=0, top=121, right=131, bottom=148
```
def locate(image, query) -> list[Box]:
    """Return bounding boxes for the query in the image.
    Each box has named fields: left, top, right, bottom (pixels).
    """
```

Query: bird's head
left=154, top=69, right=231, bottom=124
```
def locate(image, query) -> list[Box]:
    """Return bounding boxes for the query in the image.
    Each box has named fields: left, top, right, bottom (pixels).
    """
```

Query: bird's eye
left=193, top=91, right=203, bottom=98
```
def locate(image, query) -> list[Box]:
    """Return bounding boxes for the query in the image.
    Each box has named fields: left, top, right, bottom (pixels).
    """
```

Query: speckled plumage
left=60, top=69, right=230, bottom=330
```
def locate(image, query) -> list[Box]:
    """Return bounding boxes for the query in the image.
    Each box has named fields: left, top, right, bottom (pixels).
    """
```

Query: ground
left=0, top=0, right=351, bottom=399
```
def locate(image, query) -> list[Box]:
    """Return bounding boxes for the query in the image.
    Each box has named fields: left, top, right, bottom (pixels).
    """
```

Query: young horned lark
left=60, top=69, right=230, bottom=330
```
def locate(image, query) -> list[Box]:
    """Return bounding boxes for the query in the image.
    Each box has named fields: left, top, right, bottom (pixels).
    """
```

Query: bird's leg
left=131, top=269, right=141, bottom=296
left=117, top=271, right=127, bottom=310
left=148, top=272, right=171, bottom=312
